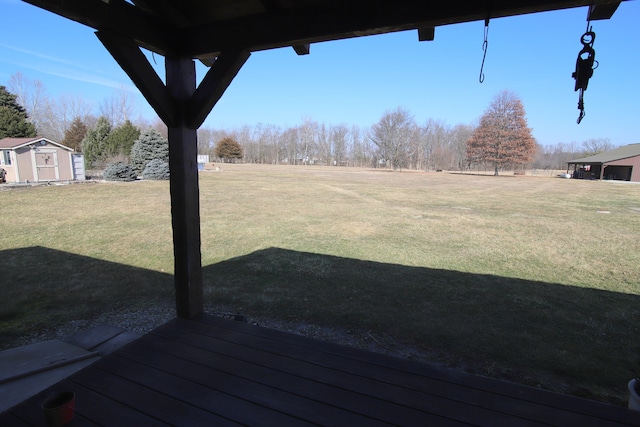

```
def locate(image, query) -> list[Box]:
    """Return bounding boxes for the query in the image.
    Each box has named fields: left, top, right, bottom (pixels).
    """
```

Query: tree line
left=2, top=73, right=616, bottom=174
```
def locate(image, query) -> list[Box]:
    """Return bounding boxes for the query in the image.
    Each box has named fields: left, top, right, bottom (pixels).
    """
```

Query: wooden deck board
left=133, top=333, right=464, bottom=426
left=2, top=315, right=639, bottom=426
left=150, top=321, right=541, bottom=426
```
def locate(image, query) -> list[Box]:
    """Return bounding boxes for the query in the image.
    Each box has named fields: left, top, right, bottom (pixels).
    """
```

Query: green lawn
left=1, top=164, right=639, bottom=405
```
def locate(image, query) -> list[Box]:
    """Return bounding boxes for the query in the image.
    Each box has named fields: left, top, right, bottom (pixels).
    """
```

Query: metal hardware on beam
left=198, top=56, right=217, bottom=67
left=418, top=27, right=435, bottom=41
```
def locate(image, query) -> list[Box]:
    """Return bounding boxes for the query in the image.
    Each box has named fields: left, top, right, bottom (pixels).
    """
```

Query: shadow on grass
left=2, top=246, right=638, bottom=404
left=0, top=246, right=173, bottom=349
left=204, top=247, right=640, bottom=404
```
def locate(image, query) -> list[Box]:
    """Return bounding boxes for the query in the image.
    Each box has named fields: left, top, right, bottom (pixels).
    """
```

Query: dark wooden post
left=166, top=56, right=203, bottom=319
left=97, top=30, right=248, bottom=319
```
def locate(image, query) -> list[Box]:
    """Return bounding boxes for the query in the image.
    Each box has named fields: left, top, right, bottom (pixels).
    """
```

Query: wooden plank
left=91, top=330, right=141, bottom=355
left=133, top=333, right=464, bottom=426
left=92, top=353, right=317, bottom=426
left=65, top=324, right=126, bottom=350
left=57, top=379, right=169, bottom=426
left=3, top=316, right=639, bottom=426
left=165, top=56, right=203, bottom=319
left=0, top=355, right=99, bottom=413
left=0, top=340, right=95, bottom=383
left=174, top=316, right=640, bottom=426
left=5, top=380, right=132, bottom=427
left=150, top=321, right=560, bottom=426
left=70, top=365, right=240, bottom=426
left=112, top=346, right=392, bottom=426
left=0, top=410, right=32, bottom=426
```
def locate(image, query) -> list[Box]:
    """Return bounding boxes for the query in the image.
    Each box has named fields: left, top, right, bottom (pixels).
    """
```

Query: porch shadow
left=0, top=246, right=174, bottom=350
left=203, top=247, right=640, bottom=404
left=1, top=245, right=638, bottom=404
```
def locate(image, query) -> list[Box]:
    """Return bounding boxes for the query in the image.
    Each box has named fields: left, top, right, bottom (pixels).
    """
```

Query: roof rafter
left=179, top=0, right=624, bottom=58
left=23, top=0, right=177, bottom=55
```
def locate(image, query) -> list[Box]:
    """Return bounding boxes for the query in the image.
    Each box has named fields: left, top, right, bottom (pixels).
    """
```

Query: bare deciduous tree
left=581, top=138, right=614, bottom=157
left=8, top=72, right=94, bottom=141
left=331, top=124, right=349, bottom=166
left=370, top=107, right=416, bottom=171
left=100, top=87, right=137, bottom=127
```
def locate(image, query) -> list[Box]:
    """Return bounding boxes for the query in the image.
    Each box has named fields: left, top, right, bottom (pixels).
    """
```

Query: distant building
left=0, top=137, right=84, bottom=183
left=567, top=143, right=640, bottom=182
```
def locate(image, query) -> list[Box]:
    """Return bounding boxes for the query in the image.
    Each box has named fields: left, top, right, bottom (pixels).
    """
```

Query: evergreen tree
left=105, top=120, right=140, bottom=157
left=62, top=117, right=88, bottom=152
left=214, top=137, right=243, bottom=163
left=130, top=128, right=169, bottom=174
left=104, top=161, right=137, bottom=182
left=0, top=85, right=37, bottom=138
left=466, top=91, right=536, bottom=176
left=142, top=159, right=170, bottom=180
left=82, top=116, right=112, bottom=167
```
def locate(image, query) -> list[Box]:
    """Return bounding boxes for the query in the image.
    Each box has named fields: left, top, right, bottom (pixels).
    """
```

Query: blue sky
left=0, top=0, right=637, bottom=146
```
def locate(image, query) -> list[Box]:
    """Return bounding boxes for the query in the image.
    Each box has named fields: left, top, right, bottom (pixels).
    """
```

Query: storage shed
left=568, top=143, right=640, bottom=181
left=0, top=137, right=80, bottom=183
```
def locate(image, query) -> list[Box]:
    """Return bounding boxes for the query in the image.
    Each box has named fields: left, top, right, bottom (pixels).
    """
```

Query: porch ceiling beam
left=587, top=2, right=622, bottom=20
left=22, top=0, right=176, bottom=55
left=180, top=0, right=625, bottom=58
left=418, top=27, right=436, bottom=42
left=292, top=44, right=311, bottom=55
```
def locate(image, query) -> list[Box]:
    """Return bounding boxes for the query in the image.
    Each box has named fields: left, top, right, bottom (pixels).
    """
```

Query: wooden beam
left=292, top=44, right=311, bottom=55
left=180, top=0, right=626, bottom=57
left=587, top=2, right=621, bottom=20
left=96, top=31, right=177, bottom=127
left=166, top=56, right=203, bottom=319
left=130, top=0, right=193, bottom=28
left=186, top=50, right=251, bottom=129
left=418, top=27, right=435, bottom=41
left=22, top=0, right=176, bottom=55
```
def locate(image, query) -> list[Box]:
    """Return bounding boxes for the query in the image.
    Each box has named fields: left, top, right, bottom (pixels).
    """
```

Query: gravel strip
left=9, top=303, right=449, bottom=370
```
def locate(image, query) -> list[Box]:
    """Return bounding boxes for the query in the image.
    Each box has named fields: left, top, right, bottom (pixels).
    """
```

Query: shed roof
left=0, top=137, right=74, bottom=151
left=568, top=143, right=640, bottom=164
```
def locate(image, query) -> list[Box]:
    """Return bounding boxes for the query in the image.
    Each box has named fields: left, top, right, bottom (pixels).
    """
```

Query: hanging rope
left=479, top=17, right=490, bottom=83
left=572, top=16, right=598, bottom=124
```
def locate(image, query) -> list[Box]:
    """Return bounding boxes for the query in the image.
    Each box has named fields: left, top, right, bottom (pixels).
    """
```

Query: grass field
left=1, top=164, right=639, bottom=405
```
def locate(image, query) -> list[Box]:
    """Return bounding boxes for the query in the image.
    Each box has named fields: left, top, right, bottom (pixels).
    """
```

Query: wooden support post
left=166, top=56, right=203, bottom=319
left=97, top=30, right=248, bottom=319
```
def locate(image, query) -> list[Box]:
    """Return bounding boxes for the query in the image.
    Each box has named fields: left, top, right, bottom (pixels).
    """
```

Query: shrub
left=142, top=159, right=170, bottom=180
left=103, top=162, right=137, bottom=182
left=130, top=129, right=169, bottom=174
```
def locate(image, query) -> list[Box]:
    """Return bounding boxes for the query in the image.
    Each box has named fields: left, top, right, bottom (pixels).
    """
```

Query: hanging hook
left=573, top=6, right=600, bottom=124
left=479, top=16, right=490, bottom=83
left=572, top=26, right=597, bottom=124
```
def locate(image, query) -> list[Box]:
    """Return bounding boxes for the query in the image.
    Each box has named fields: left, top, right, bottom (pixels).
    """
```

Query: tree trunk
left=494, top=164, right=499, bottom=176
